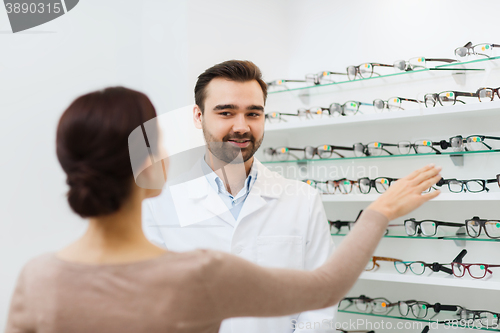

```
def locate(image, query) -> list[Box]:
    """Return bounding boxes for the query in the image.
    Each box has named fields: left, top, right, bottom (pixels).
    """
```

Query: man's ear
left=193, top=105, right=203, bottom=129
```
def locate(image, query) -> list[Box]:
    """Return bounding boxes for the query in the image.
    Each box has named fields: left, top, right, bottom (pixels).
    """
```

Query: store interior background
left=2, top=0, right=500, bottom=328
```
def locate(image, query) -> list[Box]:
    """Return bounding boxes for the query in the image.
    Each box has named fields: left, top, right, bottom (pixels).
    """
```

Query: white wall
left=285, top=0, right=500, bottom=78
left=0, top=0, right=289, bottom=327
left=2, top=0, right=500, bottom=329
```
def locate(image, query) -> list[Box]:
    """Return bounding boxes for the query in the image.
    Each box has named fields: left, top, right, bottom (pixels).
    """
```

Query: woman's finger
left=405, top=164, right=435, bottom=181
left=416, top=174, right=442, bottom=193
left=420, top=188, right=441, bottom=202
left=411, top=166, right=442, bottom=186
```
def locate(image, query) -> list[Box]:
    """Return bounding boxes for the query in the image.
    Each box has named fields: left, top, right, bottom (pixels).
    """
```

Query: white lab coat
left=142, top=158, right=337, bottom=333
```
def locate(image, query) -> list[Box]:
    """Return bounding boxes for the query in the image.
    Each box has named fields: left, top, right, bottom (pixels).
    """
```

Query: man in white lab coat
left=142, top=60, right=336, bottom=333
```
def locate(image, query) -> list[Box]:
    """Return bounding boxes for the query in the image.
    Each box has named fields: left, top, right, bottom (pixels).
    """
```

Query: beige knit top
left=6, top=209, right=387, bottom=333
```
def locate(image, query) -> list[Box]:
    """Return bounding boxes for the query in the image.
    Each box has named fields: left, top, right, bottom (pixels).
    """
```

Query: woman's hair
left=56, top=87, right=157, bottom=218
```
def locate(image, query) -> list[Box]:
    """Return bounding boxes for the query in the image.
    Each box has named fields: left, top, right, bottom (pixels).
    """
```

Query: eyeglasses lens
left=455, top=47, right=469, bottom=58
left=424, top=94, right=437, bottom=108
left=317, top=145, right=332, bottom=159
left=297, top=108, right=308, bottom=120
left=398, top=302, right=410, bottom=316
left=394, top=261, right=407, bottom=274
left=393, top=60, right=407, bottom=71
left=438, top=91, right=456, bottom=105
left=355, top=299, right=370, bottom=312
left=304, top=146, right=315, bottom=159
left=347, top=66, right=357, bottom=80
left=359, top=63, right=374, bottom=79
left=387, top=97, right=402, bottom=111
left=478, top=88, right=494, bottom=102
left=466, top=219, right=481, bottom=237
left=326, top=181, right=338, bottom=194
left=373, top=99, right=385, bottom=112
left=367, top=142, right=383, bottom=156
left=466, top=136, right=486, bottom=151
left=263, top=148, right=275, bottom=161
left=358, top=178, right=371, bottom=194
left=450, top=136, right=464, bottom=152
left=484, top=220, right=500, bottom=238
left=473, top=43, right=494, bottom=57
left=452, top=263, right=466, bottom=277
left=405, top=221, right=417, bottom=235
left=466, top=180, right=484, bottom=193
left=372, top=299, right=390, bottom=314
left=469, top=264, right=488, bottom=278
left=415, top=140, right=433, bottom=153
left=267, top=112, right=280, bottom=124
left=448, top=180, right=463, bottom=193
left=343, top=101, right=359, bottom=116
left=309, top=107, right=325, bottom=119
left=409, top=262, right=426, bottom=275
left=411, top=302, right=428, bottom=318
left=275, top=147, right=289, bottom=161
left=420, top=221, right=437, bottom=236
left=329, top=103, right=342, bottom=117
left=409, top=57, right=427, bottom=69
left=374, top=178, right=391, bottom=193
left=353, top=143, right=365, bottom=157
left=338, top=180, right=353, bottom=194
left=398, top=141, right=411, bottom=154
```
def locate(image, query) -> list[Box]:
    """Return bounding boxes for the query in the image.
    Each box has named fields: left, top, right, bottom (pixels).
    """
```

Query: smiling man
left=143, top=60, right=336, bottom=333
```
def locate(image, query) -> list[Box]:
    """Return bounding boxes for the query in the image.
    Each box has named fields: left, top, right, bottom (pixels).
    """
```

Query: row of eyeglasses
left=363, top=253, right=500, bottom=280
left=265, top=86, right=500, bottom=123
left=267, top=42, right=499, bottom=86
left=263, top=135, right=500, bottom=161
left=333, top=211, right=500, bottom=240
left=340, top=294, right=499, bottom=326
left=302, top=174, right=500, bottom=195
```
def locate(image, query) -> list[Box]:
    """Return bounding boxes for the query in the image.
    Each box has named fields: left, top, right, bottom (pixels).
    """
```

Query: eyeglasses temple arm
left=399, top=97, right=421, bottom=103
left=455, top=91, right=479, bottom=97
left=330, top=145, right=355, bottom=151
left=372, top=63, right=394, bottom=67
left=381, top=148, right=394, bottom=155
left=426, top=58, right=457, bottom=63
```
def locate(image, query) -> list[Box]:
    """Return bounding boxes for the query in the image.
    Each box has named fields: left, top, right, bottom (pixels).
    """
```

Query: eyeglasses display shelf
left=338, top=310, right=500, bottom=332
left=321, top=192, right=500, bottom=203
left=268, top=56, right=500, bottom=96
left=264, top=101, right=500, bottom=133
left=357, top=271, right=500, bottom=291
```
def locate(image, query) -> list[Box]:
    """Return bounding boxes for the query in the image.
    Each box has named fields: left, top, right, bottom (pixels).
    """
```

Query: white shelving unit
left=320, top=192, right=500, bottom=202
left=264, top=101, right=500, bottom=133
left=359, top=271, right=500, bottom=291
left=263, top=57, right=500, bottom=332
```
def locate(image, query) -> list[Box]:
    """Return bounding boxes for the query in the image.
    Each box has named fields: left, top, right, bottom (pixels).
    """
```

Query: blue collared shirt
left=200, top=157, right=258, bottom=220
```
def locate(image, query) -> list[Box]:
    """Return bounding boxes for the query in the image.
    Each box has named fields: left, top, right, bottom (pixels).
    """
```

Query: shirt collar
left=200, top=156, right=258, bottom=197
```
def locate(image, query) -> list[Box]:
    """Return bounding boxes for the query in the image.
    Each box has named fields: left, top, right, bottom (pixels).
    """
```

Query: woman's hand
left=367, top=164, right=442, bottom=221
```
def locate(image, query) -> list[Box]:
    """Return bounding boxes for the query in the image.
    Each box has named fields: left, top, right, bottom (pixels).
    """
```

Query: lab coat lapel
left=201, top=186, right=236, bottom=227
left=169, top=161, right=235, bottom=227
left=236, top=159, right=281, bottom=223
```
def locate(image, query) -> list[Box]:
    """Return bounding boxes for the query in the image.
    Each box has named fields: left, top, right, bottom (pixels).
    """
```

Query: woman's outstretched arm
left=200, top=164, right=442, bottom=320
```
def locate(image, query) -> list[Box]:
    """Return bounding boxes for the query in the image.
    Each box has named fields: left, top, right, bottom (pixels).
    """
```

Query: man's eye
left=248, top=113, right=261, bottom=117
left=219, top=112, right=231, bottom=116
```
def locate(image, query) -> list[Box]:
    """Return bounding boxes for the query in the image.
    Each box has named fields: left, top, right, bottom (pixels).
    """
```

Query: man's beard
left=202, top=121, right=263, bottom=164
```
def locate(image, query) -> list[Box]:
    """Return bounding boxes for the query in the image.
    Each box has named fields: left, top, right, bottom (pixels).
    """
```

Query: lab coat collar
left=187, top=157, right=281, bottom=200
left=172, top=157, right=282, bottom=227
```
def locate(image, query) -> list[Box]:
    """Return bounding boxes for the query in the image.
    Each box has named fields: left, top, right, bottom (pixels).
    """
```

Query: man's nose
left=232, top=113, right=250, bottom=133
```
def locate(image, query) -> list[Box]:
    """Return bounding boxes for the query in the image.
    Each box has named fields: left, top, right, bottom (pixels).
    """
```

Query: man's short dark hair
left=195, top=60, right=268, bottom=113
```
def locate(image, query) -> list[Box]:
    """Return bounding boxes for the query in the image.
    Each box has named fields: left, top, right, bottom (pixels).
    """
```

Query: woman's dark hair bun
left=56, top=87, right=157, bottom=218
